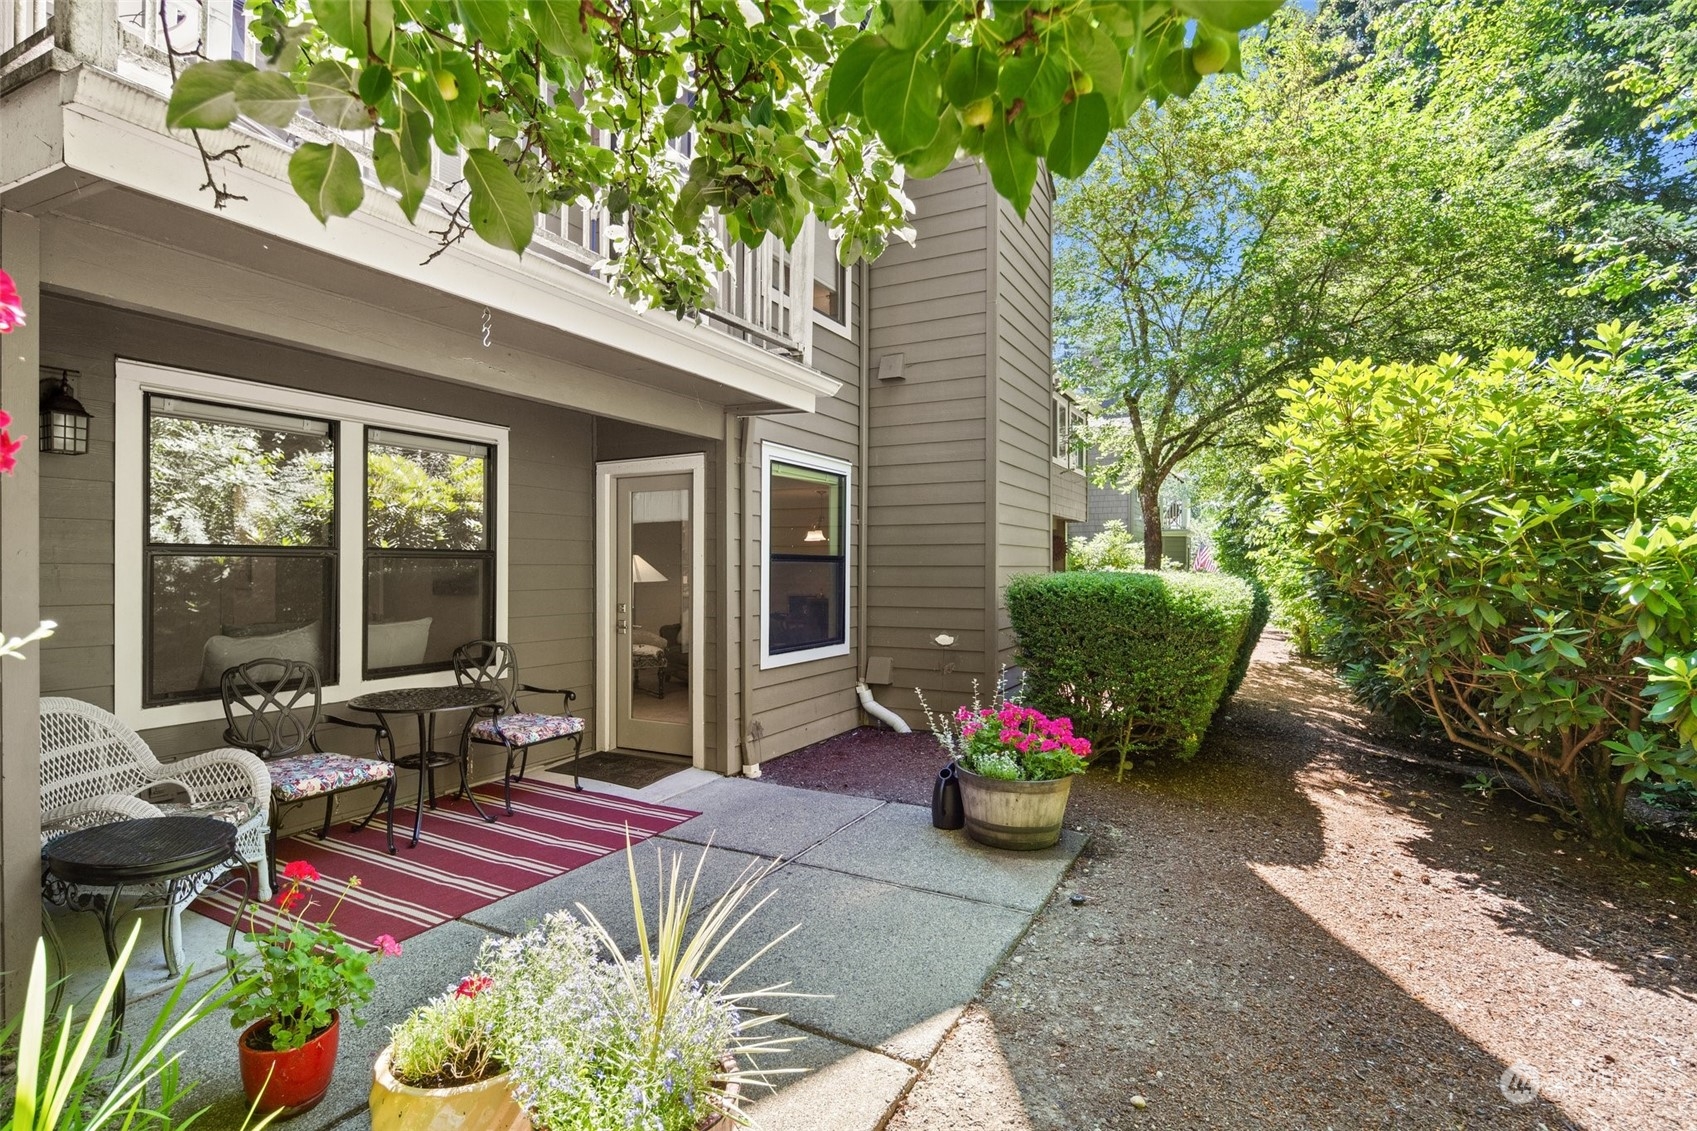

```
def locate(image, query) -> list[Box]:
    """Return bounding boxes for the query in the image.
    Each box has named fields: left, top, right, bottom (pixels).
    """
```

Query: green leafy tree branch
left=164, top=0, right=1282, bottom=317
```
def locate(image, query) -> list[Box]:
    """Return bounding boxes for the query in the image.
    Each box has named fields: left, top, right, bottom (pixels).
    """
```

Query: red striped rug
left=192, top=777, right=698, bottom=947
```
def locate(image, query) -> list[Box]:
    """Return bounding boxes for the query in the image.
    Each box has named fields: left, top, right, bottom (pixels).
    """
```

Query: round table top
left=346, top=685, right=501, bottom=714
left=43, top=815, right=236, bottom=885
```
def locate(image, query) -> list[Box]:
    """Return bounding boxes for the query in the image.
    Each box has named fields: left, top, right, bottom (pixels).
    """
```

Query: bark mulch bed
left=761, top=633, right=1697, bottom=1130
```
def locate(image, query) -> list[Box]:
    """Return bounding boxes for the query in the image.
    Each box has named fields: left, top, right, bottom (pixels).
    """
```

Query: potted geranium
left=227, top=860, right=402, bottom=1118
left=932, top=697, right=1093, bottom=849
left=372, top=842, right=803, bottom=1131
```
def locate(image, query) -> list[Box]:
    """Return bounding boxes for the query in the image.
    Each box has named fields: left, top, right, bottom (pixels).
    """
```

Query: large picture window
left=119, top=362, right=508, bottom=724
left=762, top=444, right=851, bottom=667
left=145, top=398, right=337, bottom=705
left=365, top=430, right=494, bottom=677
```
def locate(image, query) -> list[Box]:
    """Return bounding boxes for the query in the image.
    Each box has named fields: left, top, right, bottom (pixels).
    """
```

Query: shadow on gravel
left=771, top=634, right=1696, bottom=1129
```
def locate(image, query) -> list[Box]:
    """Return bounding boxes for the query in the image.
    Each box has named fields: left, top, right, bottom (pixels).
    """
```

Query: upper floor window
left=762, top=444, right=851, bottom=668
left=120, top=362, right=508, bottom=724
left=811, top=221, right=851, bottom=334
left=1051, top=394, right=1086, bottom=471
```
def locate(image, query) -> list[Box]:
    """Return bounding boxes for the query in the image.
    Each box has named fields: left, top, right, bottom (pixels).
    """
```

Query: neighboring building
left=1068, top=421, right=1194, bottom=567
left=0, top=5, right=1084, bottom=987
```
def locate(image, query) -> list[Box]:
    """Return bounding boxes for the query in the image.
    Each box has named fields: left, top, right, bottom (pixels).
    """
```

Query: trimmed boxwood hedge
left=1006, top=570, right=1255, bottom=773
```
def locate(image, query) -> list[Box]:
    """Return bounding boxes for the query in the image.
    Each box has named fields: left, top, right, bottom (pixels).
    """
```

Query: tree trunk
left=1560, top=749, right=1640, bottom=857
left=1138, top=481, right=1164, bottom=571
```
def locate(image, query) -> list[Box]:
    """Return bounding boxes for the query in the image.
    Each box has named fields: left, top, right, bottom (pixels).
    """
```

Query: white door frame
left=595, top=454, right=707, bottom=768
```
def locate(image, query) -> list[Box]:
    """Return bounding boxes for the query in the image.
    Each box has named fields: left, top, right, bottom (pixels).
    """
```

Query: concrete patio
left=58, top=771, right=1086, bottom=1131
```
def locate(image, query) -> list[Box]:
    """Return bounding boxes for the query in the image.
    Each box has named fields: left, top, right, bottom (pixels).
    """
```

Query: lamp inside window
left=40, top=370, right=92, bottom=455
left=804, top=489, right=828, bottom=542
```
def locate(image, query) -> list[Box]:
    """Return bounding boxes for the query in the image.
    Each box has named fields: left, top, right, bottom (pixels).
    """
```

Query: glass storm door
left=614, top=473, right=693, bottom=756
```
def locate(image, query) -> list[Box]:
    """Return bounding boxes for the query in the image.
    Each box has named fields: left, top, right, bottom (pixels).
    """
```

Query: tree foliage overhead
left=164, top=0, right=1281, bottom=317
left=1054, top=6, right=1567, bottom=568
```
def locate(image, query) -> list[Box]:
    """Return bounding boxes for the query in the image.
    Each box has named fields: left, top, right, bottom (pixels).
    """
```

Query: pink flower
left=374, top=933, right=402, bottom=958
left=455, top=973, right=493, bottom=999
left=281, top=860, right=320, bottom=883
left=0, top=270, right=24, bottom=334
left=0, top=425, right=21, bottom=475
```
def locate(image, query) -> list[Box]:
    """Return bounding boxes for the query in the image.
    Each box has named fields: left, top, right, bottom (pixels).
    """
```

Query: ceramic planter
left=956, top=764, right=1074, bottom=850
left=369, top=1044, right=531, bottom=1131
left=369, top=1048, right=739, bottom=1131
left=239, top=1011, right=340, bottom=1119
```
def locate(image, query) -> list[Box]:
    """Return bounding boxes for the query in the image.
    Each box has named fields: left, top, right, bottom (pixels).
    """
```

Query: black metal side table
left=346, top=685, right=501, bottom=848
left=41, top=815, right=252, bottom=1055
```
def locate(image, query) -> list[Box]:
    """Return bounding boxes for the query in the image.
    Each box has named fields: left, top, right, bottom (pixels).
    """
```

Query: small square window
left=812, top=222, right=849, bottom=328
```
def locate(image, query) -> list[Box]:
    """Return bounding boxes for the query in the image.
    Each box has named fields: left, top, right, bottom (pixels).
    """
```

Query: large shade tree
left=164, top=0, right=1284, bottom=317
left=1053, top=8, right=1570, bottom=569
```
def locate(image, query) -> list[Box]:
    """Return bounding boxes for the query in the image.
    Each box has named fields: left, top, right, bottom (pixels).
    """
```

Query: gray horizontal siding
left=36, top=295, right=603, bottom=830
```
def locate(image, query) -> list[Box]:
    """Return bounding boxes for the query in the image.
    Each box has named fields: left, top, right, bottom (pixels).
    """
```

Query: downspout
left=852, top=261, right=906, bottom=731
left=738, top=416, right=759, bottom=774
left=857, top=681, right=911, bottom=733
left=857, top=260, right=871, bottom=690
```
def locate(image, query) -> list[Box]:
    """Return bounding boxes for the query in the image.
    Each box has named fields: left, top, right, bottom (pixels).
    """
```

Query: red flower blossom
left=374, top=933, right=402, bottom=958
left=277, top=889, right=302, bottom=912
left=281, top=860, right=320, bottom=883
left=0, top=412, right=21, bottom=476
left=0, top=270, right=24, bottom=334
left=455, top=973, right=494, bottom=999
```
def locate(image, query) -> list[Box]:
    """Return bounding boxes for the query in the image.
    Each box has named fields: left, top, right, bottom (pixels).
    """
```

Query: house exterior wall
left=863, top=162, right=993, bottom=722
left=740, top=288, right=865, bottom=763
left=993, top=188, right=1061, bottom=665
left=35, top=294, right=604, bottom=814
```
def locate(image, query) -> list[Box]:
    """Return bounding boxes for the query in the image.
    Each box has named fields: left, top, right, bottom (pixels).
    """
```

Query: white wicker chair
left=39, top=697, right=271, bottom=974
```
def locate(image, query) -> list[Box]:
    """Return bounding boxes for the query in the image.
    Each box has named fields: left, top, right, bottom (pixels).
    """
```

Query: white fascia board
left=53, top=73, right=840, bottom=412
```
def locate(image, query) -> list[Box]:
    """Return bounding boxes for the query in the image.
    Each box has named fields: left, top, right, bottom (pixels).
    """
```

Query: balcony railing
left=6, top=0, right=810, bottom=358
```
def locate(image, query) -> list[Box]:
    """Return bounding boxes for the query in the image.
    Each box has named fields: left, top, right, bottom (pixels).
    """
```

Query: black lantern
left=39, top=370, right=92, bottom=456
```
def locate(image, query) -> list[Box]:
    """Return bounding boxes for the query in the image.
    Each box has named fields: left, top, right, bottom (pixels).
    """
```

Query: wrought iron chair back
left=217, top=657, right=398, bottom=890
left=220, top=658, right=326, bottom=760
left=452, top=640, right=520, bottom=714
left=452, top=639, right=583, bottom=810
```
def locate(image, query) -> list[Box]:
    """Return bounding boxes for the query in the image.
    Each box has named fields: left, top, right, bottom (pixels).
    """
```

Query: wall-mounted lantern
left=39, top=369, right=91, bottom=455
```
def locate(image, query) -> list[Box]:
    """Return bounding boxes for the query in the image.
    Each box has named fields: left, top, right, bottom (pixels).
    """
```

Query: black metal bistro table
left=346, top=685, right=501, bottom=848
left=41, top=815, right=252, bottom=1055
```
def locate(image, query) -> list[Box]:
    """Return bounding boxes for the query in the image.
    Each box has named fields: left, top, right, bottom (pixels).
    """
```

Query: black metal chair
left=453, top=640, right=585, bottom=813
left=219, top=658, right=398, bottom=888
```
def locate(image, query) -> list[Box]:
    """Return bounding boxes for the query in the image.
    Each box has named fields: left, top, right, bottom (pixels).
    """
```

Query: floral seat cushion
left=470, top=712, right=585, bottom=747
left=267, top=754, right=394, bottom=802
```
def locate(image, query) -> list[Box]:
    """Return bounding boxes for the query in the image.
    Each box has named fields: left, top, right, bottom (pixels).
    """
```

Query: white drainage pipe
left=856, top=682, right=911, bottom=733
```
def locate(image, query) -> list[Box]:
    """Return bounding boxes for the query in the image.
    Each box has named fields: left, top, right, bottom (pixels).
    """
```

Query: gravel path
left=762, top=633, right=1697, bottom=1130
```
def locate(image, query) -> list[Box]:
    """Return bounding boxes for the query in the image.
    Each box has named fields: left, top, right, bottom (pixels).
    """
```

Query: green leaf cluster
left=1260, top=323, right=1697, bottom=849
left=1006, top=569, right=1254, bottom=776
left=1056, top=4, right=1568, bottom=571
left=833, top=0, right=1280, bottom=215
left=162, top=0, right=1282, bottom=316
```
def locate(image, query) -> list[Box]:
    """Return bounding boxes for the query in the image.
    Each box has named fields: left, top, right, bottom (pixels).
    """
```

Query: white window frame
left=760, top=442, right=852, bottom=670
left=807, top=217, right=853, bottom=340
left=114, top=359, right=510, bottom=730
left=1051, top=392, right=1072, bottom=467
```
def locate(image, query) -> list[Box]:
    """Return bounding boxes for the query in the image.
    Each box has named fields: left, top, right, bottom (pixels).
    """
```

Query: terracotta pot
left=370, top=1044, right=531, bottom=1131
left=238, top=1011, right=340, bottom=1119
left=956, top=765, right=1075, bottom=850
left=697, top=1055, right=742, bottom=1131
